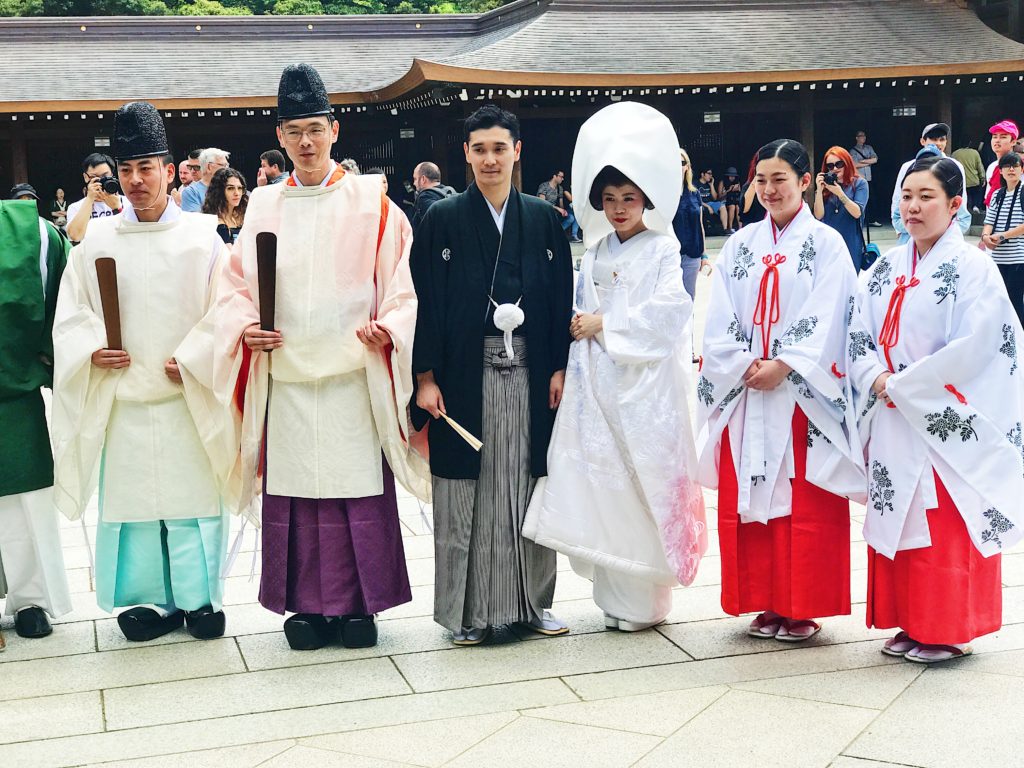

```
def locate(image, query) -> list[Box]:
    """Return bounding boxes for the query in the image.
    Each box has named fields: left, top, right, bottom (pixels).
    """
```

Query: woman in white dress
left=849, top=155, right=1024, bottom=662
left=524, top=102, right=707, bottom=631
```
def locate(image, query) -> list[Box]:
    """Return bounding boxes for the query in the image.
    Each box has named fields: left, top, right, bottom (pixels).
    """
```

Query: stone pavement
left=4, top=231, right=1024, bottom=768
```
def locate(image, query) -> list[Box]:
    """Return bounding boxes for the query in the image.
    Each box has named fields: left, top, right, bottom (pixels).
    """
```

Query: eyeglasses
left=187, top=165, right=201, bottom=171
left=281, top=126, right=329, bottom=142
left=824, top=160, right=846, bottom=171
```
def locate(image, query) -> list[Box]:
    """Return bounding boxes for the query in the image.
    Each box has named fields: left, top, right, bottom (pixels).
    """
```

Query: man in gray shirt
left=850, top=130, right=880, bottom=225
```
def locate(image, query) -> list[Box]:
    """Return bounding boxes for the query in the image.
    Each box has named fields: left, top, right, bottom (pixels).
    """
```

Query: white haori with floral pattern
left=848, top=224, right=1024, bottom=559
left=524, top=230, right=707, bottom=586
left=696, top=204, right=865, bottom=525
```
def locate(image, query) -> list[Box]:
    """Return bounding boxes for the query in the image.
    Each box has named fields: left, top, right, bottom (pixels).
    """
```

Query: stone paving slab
left=6, top=242, right=1021, bottom=767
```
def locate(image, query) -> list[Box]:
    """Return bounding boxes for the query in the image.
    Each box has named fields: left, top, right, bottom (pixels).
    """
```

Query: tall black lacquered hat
left=277, top=63, right=332, bottom=121
left=112, top=101, right=169, bottom=161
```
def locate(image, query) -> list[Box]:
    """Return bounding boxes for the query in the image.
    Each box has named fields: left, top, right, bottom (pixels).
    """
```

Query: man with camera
left=66, top=152, right=125, bottom=243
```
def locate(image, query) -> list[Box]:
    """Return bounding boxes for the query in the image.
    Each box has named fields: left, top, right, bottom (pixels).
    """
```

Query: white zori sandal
left=775, top=618, right=822, bottom=642
left=905, top=643, right=973, bottom=664
left=881, top=631, right=919, bottom=657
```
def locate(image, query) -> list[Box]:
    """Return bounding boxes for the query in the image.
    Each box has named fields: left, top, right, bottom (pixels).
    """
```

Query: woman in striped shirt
left=983, top=152, right=1024, bottom=325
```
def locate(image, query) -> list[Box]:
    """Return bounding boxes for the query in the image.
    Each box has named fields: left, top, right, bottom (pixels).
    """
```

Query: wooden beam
left=10, top=122, right=27, bottom=183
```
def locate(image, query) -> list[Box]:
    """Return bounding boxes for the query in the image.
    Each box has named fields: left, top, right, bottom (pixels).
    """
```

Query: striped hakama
left=433, top=337, right=557, bottom=632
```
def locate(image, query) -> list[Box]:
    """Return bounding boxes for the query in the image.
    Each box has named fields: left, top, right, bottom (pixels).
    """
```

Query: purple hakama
left=258, top=459, right=412, bottom=616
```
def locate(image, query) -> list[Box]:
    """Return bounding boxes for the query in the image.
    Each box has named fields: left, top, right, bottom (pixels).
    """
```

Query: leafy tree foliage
left=0, top=0, right=510, bottom=13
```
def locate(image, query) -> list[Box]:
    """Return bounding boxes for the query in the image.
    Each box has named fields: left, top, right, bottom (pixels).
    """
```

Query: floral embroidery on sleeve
left=848, top=330, right=877, bottom=361
left=731, top=243, right=756, bottom=280
left=696, top=375, right=715, bottom=406
left=727, top=313, right=748, bottom=345
left=870, top=460, right=895, bottom=515
left=925, top=407, right=978, bottom=442
left=981, top=508, right=1014, bottom=548
left=780, top=316, right=819, bottom=347
left=797, top=235, right=815, bottom=276
left=719, top=384, right=744, bottom=412
left=867, top=258, right=892, bottom=296
left=1001, top=323, right=1018, bottom=375
left=931, top=261, right=959, bottom=304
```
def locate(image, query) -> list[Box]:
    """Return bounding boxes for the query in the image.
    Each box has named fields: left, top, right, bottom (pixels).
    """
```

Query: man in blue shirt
left=181, top=147, right=229, bottom=212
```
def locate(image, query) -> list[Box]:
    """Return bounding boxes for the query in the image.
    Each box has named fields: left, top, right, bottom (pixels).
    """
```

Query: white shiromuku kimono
left=524, top=230, right=707, bottom=621
left=697, top=204, right=865, bottom=518
left=849, top=225, right=1024, bottom=559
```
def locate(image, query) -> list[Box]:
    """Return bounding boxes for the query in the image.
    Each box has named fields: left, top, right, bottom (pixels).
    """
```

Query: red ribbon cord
left=945, top=384, right=968, bottom=405
left=698, top=355, right=704, bottom=371
left=878, top=274, right=920, bottom=373
left=831, top=362, right=846, bottom=379
left=752, top=254, right=786, bottom=359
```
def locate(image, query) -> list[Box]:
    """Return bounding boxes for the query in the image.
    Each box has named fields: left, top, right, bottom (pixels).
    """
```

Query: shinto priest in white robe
left=524, top=102, right=707, bottom=625
left=697, top=201, right=864, bottom=619
left=51, top=200, right=231, bottom=613
left=849, top=223, right=1024, bottom=559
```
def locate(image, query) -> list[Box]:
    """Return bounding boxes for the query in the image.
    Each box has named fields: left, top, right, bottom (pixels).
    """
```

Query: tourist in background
left=740, top=151, right=766, bottom=227
left=202, top=167, right=248, bottom=245
left=717, top=166, right=742, bottom=233
left=849, top=130, right=880, bottom=225
left=181, top=147, right=229, bottom=213
left=257, top=149, right=287, bottom=186
left=951, top=139, right=986, bottom=213
left=985, top=120, right=1019, bottom=205
left=50, top=187, right=68, bottom=230
left=813, top=146, right=868, bottom=272
left=673, top=148, right=711, bottom=305
left=982, top=152, right=1024, bottom=326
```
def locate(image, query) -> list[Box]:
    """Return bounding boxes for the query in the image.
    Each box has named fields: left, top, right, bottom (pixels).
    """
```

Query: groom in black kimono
left=411, top=104, right=573, bottom=645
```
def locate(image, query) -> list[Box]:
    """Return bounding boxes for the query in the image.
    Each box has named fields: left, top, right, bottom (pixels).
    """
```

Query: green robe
left=0, top=200, right=69, bottom=497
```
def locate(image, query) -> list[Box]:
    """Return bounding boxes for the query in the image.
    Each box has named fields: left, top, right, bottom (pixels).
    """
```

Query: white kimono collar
left=122, top=196, right=179, bottom=224
left=289, top=161, right=337, bottom=188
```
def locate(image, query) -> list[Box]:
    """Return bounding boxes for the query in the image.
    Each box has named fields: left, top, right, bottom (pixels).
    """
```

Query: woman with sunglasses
left=673, top=149, right=712, bottom=306
left=813, top=147, right=869, bottom=272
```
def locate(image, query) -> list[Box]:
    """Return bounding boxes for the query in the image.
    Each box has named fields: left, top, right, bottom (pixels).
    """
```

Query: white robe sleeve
left=885, top=252, right=1024, bottom=554
left=51, top=242, right=120, bottom=520
left=602, top=239, right=691, bottom=365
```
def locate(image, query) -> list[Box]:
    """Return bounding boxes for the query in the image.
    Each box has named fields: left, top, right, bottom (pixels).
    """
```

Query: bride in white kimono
left=849, top=155, right=1024, bottom=663
left=524, top=102, right=707, bottom=631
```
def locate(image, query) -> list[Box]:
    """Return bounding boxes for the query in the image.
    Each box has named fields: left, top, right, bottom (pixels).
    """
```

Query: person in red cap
left=985, top=120, right=1020, bottom=206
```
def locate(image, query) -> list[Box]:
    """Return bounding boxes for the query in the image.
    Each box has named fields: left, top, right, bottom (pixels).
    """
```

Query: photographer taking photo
left=66, top=152, right=126, bottom=243
left=813, top=146, right=868, bottom=271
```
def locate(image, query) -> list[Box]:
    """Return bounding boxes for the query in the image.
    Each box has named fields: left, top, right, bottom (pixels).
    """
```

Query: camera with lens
left=96, top=175, right=120, bottom=195
left=823, top=171, right=839, bottom=186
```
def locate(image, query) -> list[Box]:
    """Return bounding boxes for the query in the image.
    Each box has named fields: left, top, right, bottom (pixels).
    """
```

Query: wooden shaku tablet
left=256, top=232, right=278, bottom=332
left=95, top=257, right=123, bottom=350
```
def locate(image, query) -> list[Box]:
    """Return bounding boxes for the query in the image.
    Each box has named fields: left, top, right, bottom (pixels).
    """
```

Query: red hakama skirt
left=866, top=473, right=1001, bottom=644
left=718, top=408, right=851, bottom=620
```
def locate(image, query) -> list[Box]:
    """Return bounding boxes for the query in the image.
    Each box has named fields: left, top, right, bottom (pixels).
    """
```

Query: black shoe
left=117, top=607, right=185, bottom=642
left=340, top=614, right=378, bottom=648
left=283, top=613, right=336, bottom=651
left=14, top=606, right=52, bottom=639
left=185, top=606, right=226, bottom=640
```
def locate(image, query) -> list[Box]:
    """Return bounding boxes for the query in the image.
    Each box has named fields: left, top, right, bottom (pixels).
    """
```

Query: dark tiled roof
left=0, top=0, right=1021, bottom=111
left=424, top=0, right=1024, bottom=80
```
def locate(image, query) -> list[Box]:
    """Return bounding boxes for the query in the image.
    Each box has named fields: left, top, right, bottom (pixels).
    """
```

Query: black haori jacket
left=411, top=183, right=573, bottom=479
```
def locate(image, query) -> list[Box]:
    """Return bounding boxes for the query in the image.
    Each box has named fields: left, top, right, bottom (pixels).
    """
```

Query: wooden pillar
left=431, top=117, right=448, bottom=183
left=799, top=92, right=815, bottom=203
left=938, top=89, right=954, bottom=148
left=10, top=122, right=27, bottom=184
left=799, top=92, right=815, bottom=164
